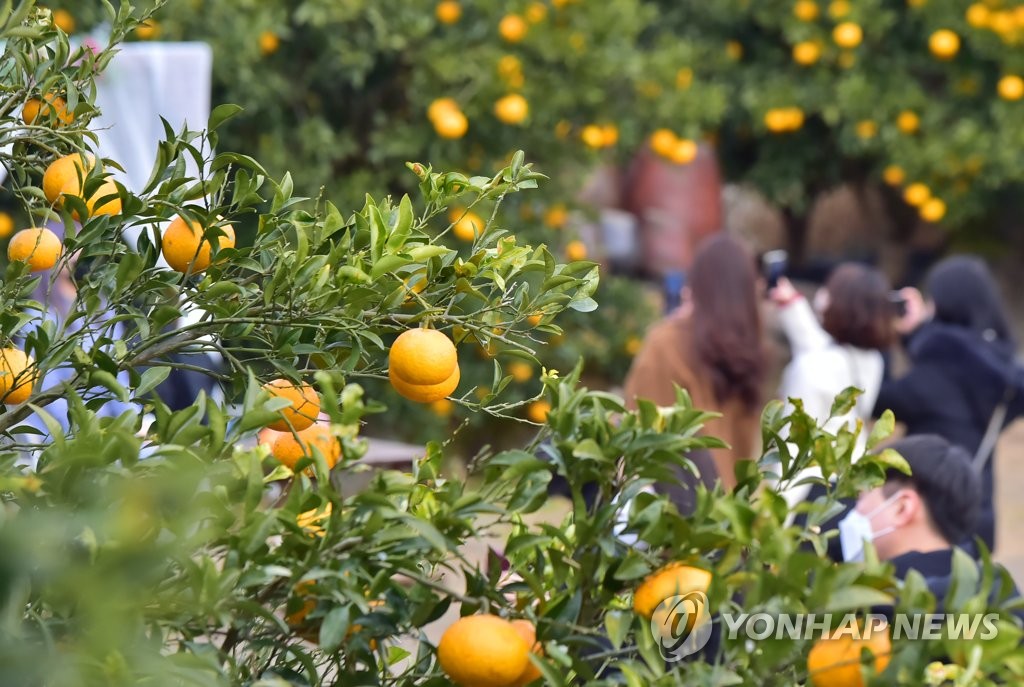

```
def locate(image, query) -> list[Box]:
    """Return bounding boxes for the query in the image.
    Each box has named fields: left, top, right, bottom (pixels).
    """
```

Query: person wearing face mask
left=840, top=435, right=1023, bottom=620
left=874, top=256, right=1024, bottom=554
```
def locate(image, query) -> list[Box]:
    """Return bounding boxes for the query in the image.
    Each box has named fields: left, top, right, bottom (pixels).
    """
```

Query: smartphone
left=888, top=291, right=908, bottom=318
left=663, top=270, right=686, bottom=314
left=762, top=250, right=788, bottom=289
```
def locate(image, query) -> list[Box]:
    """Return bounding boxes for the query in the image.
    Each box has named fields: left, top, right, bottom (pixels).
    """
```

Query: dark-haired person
left=624, top=233, right=766, bottom=503
left=769, top=265, right=895, bottom=509
left=874, top=255, right=1024, bottom=553
left=841, top=435, right=1023, bottom=622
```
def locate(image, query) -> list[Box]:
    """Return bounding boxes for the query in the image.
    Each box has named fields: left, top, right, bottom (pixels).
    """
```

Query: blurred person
left=841, top=435, right=1023, bottom=621
left=874, top=255, right=1024, bottom=553
left=623, top=233, right=766, bottom=500
left=770, top=265, right=895, bottom=508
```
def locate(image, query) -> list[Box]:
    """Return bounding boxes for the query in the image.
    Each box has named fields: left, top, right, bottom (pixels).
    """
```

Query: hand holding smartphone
left=762, top=250, right=789, bottom=290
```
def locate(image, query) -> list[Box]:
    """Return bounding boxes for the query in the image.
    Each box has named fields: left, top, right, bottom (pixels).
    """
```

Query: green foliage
left=0, top=3, right=1022, bottom=686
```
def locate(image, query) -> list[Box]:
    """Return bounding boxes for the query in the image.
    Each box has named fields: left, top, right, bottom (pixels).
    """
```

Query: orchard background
left=1, top=1, right=1024, bottom=686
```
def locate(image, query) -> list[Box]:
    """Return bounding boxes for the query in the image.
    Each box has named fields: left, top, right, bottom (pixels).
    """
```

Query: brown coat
left=623, top=313, right=761, bottom=491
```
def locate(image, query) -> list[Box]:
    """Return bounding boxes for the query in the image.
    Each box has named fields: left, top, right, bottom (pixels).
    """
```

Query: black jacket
left=874, top=323, right=1024, bottom=549
left=887, top=549, right=1024, bottom=626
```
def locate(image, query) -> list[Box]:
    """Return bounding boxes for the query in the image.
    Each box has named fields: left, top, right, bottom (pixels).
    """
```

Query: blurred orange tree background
left=30, top=0, right=1024, bottom=446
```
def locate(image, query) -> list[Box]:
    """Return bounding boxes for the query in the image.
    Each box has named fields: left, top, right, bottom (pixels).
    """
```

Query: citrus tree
left=648, top=0, right=1024, bottom=251
left=33, top=0, right=664, bottom=447
left=2, top=3, right=1023, bottom=686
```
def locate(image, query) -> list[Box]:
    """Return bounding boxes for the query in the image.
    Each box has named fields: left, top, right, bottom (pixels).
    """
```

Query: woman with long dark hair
left=624, top=233, right=766, bottom=491
left=874, top=255, right=1024, bottom=553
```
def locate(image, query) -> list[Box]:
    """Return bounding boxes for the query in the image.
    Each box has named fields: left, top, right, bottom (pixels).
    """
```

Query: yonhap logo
left=650, top=591, right=713, bottom=661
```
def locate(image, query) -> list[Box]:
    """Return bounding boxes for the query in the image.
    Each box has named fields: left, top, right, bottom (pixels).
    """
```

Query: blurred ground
left=995, top=420, right=1024, bottom=583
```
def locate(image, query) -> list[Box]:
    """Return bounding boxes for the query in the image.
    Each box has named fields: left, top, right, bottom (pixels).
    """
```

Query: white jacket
left=775, top=297, right=884, bottom=508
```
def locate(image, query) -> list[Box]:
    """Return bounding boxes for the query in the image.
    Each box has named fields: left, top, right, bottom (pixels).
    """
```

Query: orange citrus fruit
left=929, top=29, right=960, bottom=60
left=22, top=92, right=73, bottom=126
left=580, top=124, right=605, bottom=149
left=990, top=11, right=1015, bottom=36
left=259, top=31, right=280, bottom=56
left=625, top=336, right=643, bottom=356
left=882, top=165, right=905, bottom=186
left=42, top=152, right=94, bottom=206
left=428, top=97, right=459, bottom=121
left=765, top=109, right=789, bottom=133
left=499, top=14, right=527, bottom=43
left=565, top=240, right=587, bottom=261
left=0, top=348, right=36, bottom=405
left=794, top=0, right=819, bottom=21
left=793, top=41, right=821, bottom=65
left=52, top=9, right=75, bottom=33
left=429, top=398, right=454, bottom=417
left=437, top=615, right=530, bottom=687
left=833, top=22, right=863, bottom=48
left=601, top=124, right=619, bottom=147
left=527, top=312, right=544, bottom=327
left=998, top=75, right=1024, bottom=101
left=0, top=212, right=13, bottom=238
left=433, top=108, right=468, bottom=139
left=8, top=228, right=62, bottom=272
left=161, top=215, right=236, bottom=273
left=856, top=120, right=877, bottom=140
left=526, top=2, right=547, bottom=23
left=726, top=40, right=743, bottom=60
left=526, top=400, right=551, bottom=423
left=543, top=204, right=568, bottom=229
left=633, top=563, right=712, bottom=619
left=450, top=209, right=483, bottom=241
left=83, top=178, right=122, bottom=218
left=896, top=111, right=920, bottom=134
left=508, top=361, right=533, bottom=383
left=263, top=378, right=320, bottom=432
left=669, top=138, right=699, bottom=165
left=903, top=183, right=930, bottom=207
left=650, top=129, right=678, bottom=158
left=966, top=3, right=990, bottom=28
left=510, top=619, right=543, bottom=686
left=388, top=328, right=460, bottom=404
left=495, top=94, right=528, bottom=125
left=920, top=198, right=946, bottom=223
left=807, top=628, right=892, bottom=687
left=436, top=1, right=462, bottom=24
left=828, top=0, right=850, bottom=18
left=271, top=422, right=341, bottom=471
left=135, top=19, right=160, bottom=40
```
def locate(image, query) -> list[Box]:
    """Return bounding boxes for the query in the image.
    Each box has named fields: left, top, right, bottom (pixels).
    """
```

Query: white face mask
left=838, top=491, right=904, bottom=562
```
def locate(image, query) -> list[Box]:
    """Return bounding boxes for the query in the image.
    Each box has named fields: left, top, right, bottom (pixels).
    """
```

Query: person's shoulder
left=643, top=312, right=692, bottom=346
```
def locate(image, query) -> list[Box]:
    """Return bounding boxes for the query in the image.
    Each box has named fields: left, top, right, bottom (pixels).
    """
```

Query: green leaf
left=208, top=103, right=243, bottom=130
left=398, top=514, right=448, bottom=553
left=136, top=367, right=171, bottom=397
left=829, top=387, right=861, bottom=418
left=612, top=552, right=651, bottom=581
left=867, top=410, right=895, bottom=450
left=604, top=610, right=631, bottom=650
left=370, top=254, right=412, bottom=279
left=407, top=244, right=452, bottom=262
left=571, top=439, right=606, bottom=461
left=825, top=585, right=893, bottom=613
left=387, top=194, right=414, bottom=250
left=318, top=607, right=350, bottom=652
left=873, top=448, right=911, bottom=475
